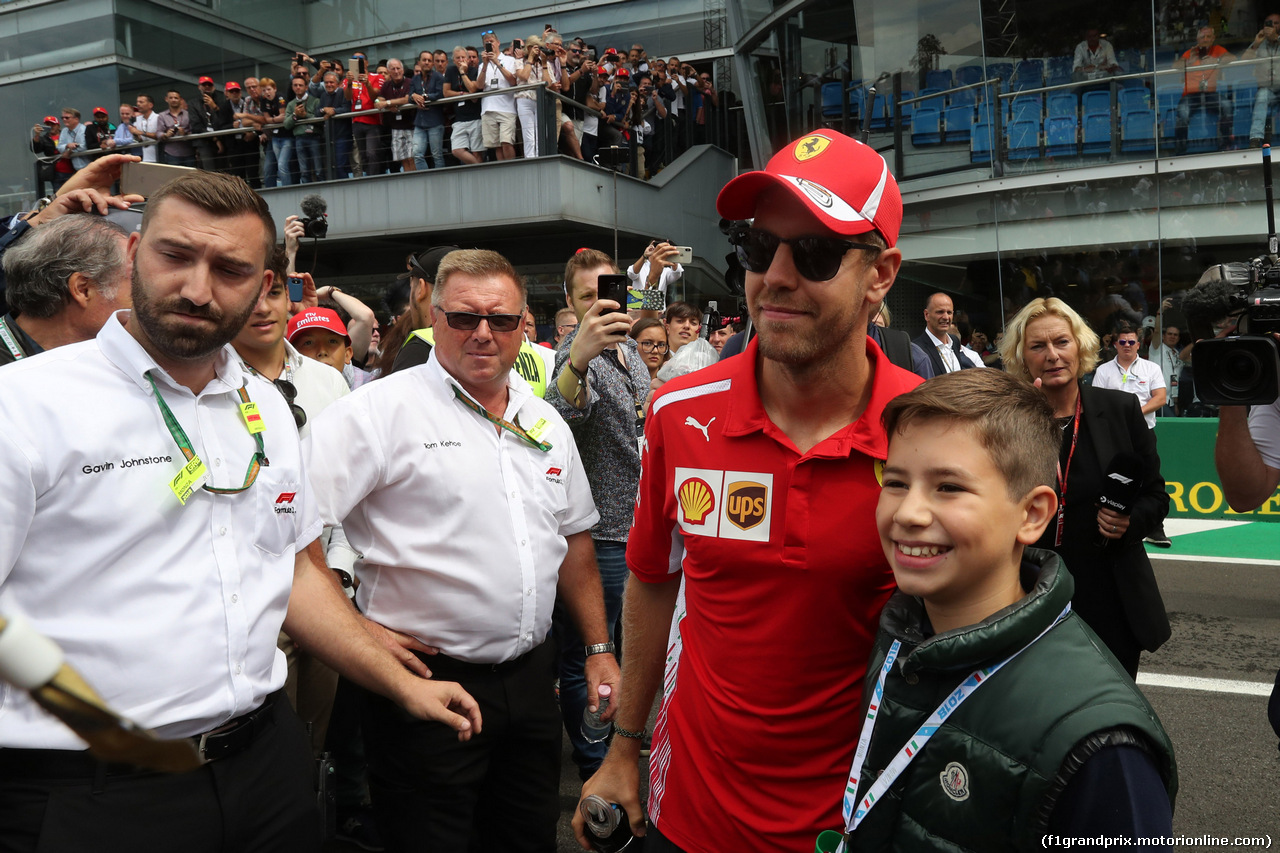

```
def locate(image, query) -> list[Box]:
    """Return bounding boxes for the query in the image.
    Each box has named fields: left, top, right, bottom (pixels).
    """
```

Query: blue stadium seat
left=944, top=106, right=974, bottom=143
left=1234, top=101, right=1254, bottom=145
left=912, top=107, right=942, bottom=145
left=1047, top=55, right=1073, bottom=79
left=897, top=89, right=915, bottom=127
left=988, top=63, right=1014, bottom=87
left=956, top=66, right=983, bottom=88
left=821, top=82, right=846, bottom=118
left=1160, top=107, right=1178, bottom=146
left=1014, top=60, right=1043, bottom=90
left=1082, top=90, right=1110, bottom=116
left=1007, top=118, right=1040, bottom=159
left=1047, top=91, right=1077, bottom=119
left=926, top=69, right=953, bottom=91
left=1044, top=115, right=1078, bottom=157
left=971, top=121, right=994, bottom=163
left=1011, top=94, right=1042, bottom=123
left=1120, top=108, right=1156, bottom=153
left=1082, top=112, right=1111, bottom=155
left=1119, top=88, right=1149, bottom=113
left=1185, top=110, right=1220, bottom=153
left=919, top=87, right=946, bottom=111
left=1233, top=80, right=1258, bottom=115
left=950, top=87, right=976, bottom=108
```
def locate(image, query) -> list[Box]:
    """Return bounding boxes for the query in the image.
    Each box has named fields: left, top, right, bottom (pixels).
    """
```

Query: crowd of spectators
left=30, top=32, right=723, bottom=194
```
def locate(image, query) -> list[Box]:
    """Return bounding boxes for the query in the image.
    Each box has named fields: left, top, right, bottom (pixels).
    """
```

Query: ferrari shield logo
left=794, top=134, right=831, bottom=161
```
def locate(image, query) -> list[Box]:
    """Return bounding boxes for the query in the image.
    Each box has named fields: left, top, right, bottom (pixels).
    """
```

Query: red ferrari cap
left=198, top=76, right=215, bottom=85
left=287, top=309, right=349, bottom=342
left=615, top=67, right=630, bottom=78
left=716, top=130, right=903, bottom=247
left=43, top=116, right=59, bottom=124
left=225, top=81, right=241, bottom=91
left=93, top=106, right=109, bottom=116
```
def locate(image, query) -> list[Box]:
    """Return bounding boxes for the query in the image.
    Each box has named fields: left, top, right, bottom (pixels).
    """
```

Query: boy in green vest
left=823, top=369, right=1177, bottom=852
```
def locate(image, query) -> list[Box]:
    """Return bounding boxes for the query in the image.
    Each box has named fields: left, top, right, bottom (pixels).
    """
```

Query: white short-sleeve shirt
left=479, top=54, right=521, bottom=115
left=305, top=350, right=598, bottom=664
left=1250, top=397, right=1280, bottom=470
left=1091, top=355, right=1166, bottom=429
left=0, top=313, right=320, bottom=749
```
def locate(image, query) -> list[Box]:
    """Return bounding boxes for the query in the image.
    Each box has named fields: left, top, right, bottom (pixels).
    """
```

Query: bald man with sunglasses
left=574, top=131, right=922, bottom=853
left=306, top=248, right=619, bottom=852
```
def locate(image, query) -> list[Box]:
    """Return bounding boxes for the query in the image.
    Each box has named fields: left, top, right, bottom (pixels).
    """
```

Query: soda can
left=579, top=794, right=636, bottom=852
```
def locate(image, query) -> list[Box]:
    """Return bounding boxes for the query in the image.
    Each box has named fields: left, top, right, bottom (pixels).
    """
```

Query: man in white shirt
left=913, top=292, right=972, bottom=374
left=305, top=248, right=620, bottom=852
left=1073, top=28, right=1122, bottom=80
left=129, top=94, right=161, bottom=162
left=479, top=30, right=520, bottom=160
left=1092, top=325, right=1168, bottom=429
left=0, top=170, right=479, bottom=852
left=1151, top=324, right=1183, bottom=417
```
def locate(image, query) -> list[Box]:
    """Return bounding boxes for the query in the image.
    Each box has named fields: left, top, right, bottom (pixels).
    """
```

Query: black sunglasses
left=1115, top=339, right=1138, bottom=346
left=273, top=378, right=307, bottom=430
left=729, top=227, right=880, bottom=281
left=443, top=311, right=525, bottom=332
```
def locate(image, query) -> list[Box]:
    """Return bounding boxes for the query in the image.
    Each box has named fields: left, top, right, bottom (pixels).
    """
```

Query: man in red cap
left=85, top=107, right=114, bottom=160
left=575, top=131, right=922, bottom=853
left=287, top=307, right=353, bottom=376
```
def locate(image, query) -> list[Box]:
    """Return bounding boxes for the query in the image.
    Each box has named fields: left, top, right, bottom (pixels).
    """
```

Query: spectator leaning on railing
left=155, top=90, right=196, bottom=168
left=410, top=54, right=446, bottom=170
left=444, top=45, right=484, bottom=166
left=129, top=94, right=160, bottom=162
left=283, top=75, right=322, bottom=185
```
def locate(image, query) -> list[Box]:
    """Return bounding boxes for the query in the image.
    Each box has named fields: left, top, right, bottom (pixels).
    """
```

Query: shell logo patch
left=678, top=477, right=716, bottom=524
left=874, top=459, right=885, bottom=486
left=794, top=134, right=831, bottom=161
left=940, top=761, right=970, bottom=802
left=725, top=481, right=768, bottom=530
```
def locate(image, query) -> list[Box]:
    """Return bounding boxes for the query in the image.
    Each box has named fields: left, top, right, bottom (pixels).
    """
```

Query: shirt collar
left=718, top=334, right=909, bottom=460
left=1, top=313, right=43, bottom=356
left=924, top=328, right=951, bottom=349
left=98, top=310, right=246, bottom=397
left=423, top=345, right=533, bottom=422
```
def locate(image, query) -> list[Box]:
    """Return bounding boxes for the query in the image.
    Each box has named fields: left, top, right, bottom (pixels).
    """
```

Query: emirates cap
left=287, top=308, right=349, bottom=342
left=716, top=130, right=903, bottom=247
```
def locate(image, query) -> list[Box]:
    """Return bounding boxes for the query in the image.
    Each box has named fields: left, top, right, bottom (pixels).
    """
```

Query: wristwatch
left=585, top=642, right=616, bottom=657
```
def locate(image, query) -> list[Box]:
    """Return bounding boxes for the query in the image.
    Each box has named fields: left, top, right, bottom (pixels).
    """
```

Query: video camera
left=1185, top=147, right=1280, bottom=405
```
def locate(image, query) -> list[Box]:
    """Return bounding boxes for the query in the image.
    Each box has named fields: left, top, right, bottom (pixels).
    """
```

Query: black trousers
left=362, top=640, right=561, bottom=853
left=0, top=693, right=320, bottom=853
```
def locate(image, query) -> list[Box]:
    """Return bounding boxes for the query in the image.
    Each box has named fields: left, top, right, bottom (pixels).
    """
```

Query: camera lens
left=1220, top=349, right=1263, bottom=393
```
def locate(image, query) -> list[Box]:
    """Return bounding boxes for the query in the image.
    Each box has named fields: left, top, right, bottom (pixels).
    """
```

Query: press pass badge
left=525, top=418, right=551, bottom=443
left=170, top=455, right=209, bottom=505
left=239, top=401, right=266, bottom=434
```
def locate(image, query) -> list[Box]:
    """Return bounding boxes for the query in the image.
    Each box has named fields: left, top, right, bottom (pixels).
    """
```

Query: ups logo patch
left=725, top=481, right=768, bottom=530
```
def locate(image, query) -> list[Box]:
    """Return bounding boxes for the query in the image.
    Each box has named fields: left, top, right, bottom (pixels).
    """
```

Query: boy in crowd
left=288, top=307, right=353, bottom=377
left=827, top=369, right=1176, bottom=851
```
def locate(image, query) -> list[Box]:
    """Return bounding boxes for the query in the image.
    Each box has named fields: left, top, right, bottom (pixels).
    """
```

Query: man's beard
left=749, top=293, right=862, bottom=370
left=130, top=266, right=258, bottom=363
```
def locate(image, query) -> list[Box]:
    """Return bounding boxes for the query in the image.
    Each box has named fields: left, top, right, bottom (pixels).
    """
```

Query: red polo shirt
left=627, top=335, right=922, bottom=853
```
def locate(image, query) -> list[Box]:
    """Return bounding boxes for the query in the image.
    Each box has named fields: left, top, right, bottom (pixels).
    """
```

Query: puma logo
left=684, top=416, right=715, bottom=441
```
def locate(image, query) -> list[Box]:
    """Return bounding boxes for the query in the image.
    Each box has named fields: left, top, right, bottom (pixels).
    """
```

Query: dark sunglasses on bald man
left=729, top=227, right=880, bottom=282
left=443, top=311, right=525, bottom=332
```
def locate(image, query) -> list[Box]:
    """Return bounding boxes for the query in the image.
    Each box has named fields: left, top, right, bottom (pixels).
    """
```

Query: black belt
left=418, top=642, right=543, bottom=678
left=0, top=691, right=281, bottom=779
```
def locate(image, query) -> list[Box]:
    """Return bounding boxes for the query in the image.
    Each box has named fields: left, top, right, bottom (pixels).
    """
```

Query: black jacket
left=912, top=330, right=975, bottom=375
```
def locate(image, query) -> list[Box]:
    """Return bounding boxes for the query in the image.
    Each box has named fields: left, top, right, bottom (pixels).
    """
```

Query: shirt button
left=214, top=458, right=222, bottom=467
left=234, top=664, right=242, bottom=675
left=526, top=588, right=533, bottom=595
left=904, top=672, right=919, bottom=685
left=219, top=527, right=227, bottom=536
left=231, top=594, right=238, bottom=603
left=521, top=540, right=527, bottom=546
left=511, top=490, right=517, bottom=498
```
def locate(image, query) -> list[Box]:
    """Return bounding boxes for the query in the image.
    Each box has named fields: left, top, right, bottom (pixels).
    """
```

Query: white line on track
left=1138, top=672, right=1273, bottom=696
left=1147, top=553, right=1280, bottom=566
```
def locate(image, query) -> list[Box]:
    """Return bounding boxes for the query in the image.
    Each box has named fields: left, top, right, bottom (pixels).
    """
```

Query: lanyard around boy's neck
left=146, top=372, right=267, bottom=503
left=831, top=604, right=1072, bottom=850
left=451, top=384, right=552, bottom=452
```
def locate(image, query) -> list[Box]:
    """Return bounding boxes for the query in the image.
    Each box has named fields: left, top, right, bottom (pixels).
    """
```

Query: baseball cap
left=596, top=67, right=610, bottom=77
left=93, top=106, right=108, bottom=116
left=615, top=67, right=630, bottom=79
left=225, top=81, right=241, bottom=92
left=198, top=76, right=214, bottom=85
left=603, top=48, right=620, bottom=57
left=43, top=116, right=59, bottom=125
left=409, top=245, right=461, bottom=282
left=287, top=309, right=349, bottom=343
left=716, top=130, right=903, bottom=247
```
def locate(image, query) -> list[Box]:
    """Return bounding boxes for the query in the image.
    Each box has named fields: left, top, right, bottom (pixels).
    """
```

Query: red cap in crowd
left=596, top=67, right=609, bottom=77
left=198, top=76, right=215, bottom=85
left=615, top=68, right=630, bottom=79
left=93, top=107, right=109, bottom=116
left=225, top=81, right=241, bottom=92
left=43, top=116, right=59, bottom=125
left=287, top=309, right=349, bottom=343
left=716, top=130, right=903, bottom=247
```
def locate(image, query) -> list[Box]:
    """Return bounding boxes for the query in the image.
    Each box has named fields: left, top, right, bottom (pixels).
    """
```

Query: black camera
left=1186, top=259, right=1280, bottom=405
left=299, top=194, right=329, bottom=239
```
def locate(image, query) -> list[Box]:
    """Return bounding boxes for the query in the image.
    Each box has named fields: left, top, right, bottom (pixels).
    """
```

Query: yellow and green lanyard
left=451, top=385, right=553, bottom=452
left=146, top=372, right=267, bottom=504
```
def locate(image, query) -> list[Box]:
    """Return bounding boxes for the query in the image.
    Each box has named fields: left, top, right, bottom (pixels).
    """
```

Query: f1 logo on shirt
left=275, top=492, right=297, bottom=504
left=674, top=468, right=773, bottom=542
